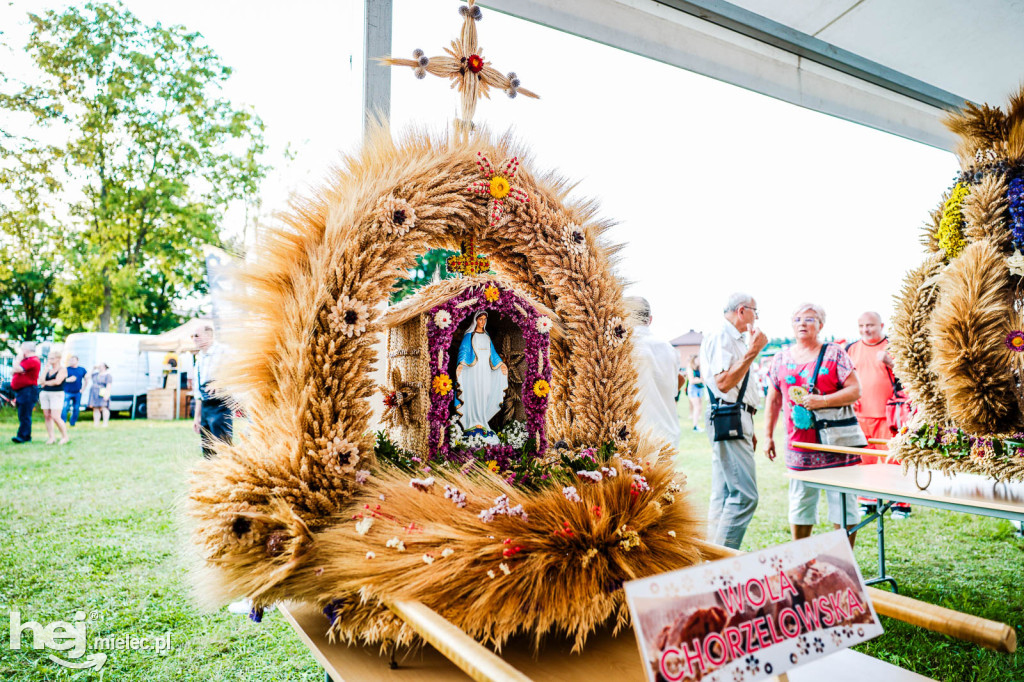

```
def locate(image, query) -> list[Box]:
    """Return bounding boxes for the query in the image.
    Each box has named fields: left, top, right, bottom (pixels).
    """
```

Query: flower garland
left=936, top=182, right=970, bottom=259
left=907, top=423, right=1024, bottom=462
left=425, top=281, right=552, bottom=459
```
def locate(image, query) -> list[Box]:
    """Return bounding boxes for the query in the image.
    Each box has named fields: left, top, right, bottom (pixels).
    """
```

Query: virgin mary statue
left=455, top=311, right=508, bottom=441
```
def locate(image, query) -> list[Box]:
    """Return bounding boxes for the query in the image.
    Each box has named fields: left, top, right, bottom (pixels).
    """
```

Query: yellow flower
left=486, top=460, right=499, bottom=473
left=936, top=182, right=970, bottom=260
left=432, top=374, right=453, bottom=395
left=489, top=175, right=510, bottom=199
left=533, top=379, right=550, bottom=398
left=484, top=285, right=500, bottom=302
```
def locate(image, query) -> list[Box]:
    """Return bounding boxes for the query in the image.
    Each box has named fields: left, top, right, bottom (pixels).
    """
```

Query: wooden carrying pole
left=791, top=441, right=886, bottom=457
left=699, top=542, right=1017, bottom=653
left=386, top=599, right=532, bottom=682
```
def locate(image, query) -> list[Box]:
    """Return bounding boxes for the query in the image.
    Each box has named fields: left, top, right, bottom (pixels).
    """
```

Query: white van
left=61, top=333, right=167, bottom=417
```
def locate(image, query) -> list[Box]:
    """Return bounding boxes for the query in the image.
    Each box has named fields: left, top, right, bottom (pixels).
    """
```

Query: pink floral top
left=768, top=344, right=861, bottom=471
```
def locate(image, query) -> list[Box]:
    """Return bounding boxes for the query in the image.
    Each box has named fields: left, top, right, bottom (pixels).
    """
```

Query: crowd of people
left=632, top=292, right=905, bottom=551
left=10, top=342, right=115, bottom=445
left=12, top=303, right=896, bottom=553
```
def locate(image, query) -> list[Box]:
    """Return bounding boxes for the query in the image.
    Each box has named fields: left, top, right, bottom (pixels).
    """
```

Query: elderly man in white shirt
left=627, top=297, right=682, bottom=448
left=699, top=292, right=768, bottom=549
left=192, top=324, right=233, bottom=458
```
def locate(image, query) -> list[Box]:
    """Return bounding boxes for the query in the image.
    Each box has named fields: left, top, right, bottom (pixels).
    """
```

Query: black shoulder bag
left=807, top=344, right=867, bottom=447
left=708, top=371, right=750, bottom=442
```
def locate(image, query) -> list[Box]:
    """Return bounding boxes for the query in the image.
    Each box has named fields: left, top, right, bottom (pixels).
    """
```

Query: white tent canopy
left=137, top=318, right=211, bottom=354
left=362, top=0, right=1024, bottom=150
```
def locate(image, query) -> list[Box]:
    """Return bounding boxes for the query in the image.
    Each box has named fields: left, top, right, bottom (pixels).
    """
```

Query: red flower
left=467, top=54, right=484, bottom=73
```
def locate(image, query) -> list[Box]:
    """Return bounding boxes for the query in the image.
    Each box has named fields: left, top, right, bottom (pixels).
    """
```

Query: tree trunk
left=99, top=283, right=112, bottom=332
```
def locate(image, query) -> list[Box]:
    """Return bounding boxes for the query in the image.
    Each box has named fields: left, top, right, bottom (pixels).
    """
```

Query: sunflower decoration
left=380, top=367, right=419, bottom=426
left=433, top=373, right=453, bottom=395
left=327, top=294, right=370, bottom=338
left=532, top=379, right=550, bottom=398
left=467, top=152, right=530, bottom=227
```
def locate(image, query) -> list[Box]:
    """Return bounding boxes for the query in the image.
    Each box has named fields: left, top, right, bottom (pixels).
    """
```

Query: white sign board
left=624, top=530, right=883, bottom=682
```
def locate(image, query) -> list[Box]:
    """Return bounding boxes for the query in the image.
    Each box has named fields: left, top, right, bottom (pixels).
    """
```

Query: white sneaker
left=227, top=599, right=276, bottom=615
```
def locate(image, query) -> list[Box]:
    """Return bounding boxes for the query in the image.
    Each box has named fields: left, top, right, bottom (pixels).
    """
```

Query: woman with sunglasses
left=764, top=303, right=863, bottom=545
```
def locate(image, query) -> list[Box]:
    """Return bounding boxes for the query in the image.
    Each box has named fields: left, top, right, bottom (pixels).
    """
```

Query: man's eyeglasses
left=743, top=306, right=759, bottom=318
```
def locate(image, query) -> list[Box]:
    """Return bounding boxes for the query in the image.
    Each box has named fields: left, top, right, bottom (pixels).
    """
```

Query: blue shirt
left=64, top=366, right=88, bottom=394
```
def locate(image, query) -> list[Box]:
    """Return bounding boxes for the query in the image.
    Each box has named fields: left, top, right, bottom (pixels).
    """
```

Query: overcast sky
left=2, top=0, right=960, bottom=340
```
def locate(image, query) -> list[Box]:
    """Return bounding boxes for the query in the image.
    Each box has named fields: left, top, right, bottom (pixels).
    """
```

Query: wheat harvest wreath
left=185, top=0, right=705, bottom=651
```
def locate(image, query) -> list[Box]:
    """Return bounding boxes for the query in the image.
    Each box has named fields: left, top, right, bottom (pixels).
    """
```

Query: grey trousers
left=706, top=409, right=759, bottom=550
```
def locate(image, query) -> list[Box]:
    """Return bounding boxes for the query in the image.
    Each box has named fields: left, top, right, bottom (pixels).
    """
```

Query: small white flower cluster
left=385, top=537, right=406, bottom=552
left=444, top=484, right=467, bottom=508
left=462, top=433, right=487, bottom=450
left=562, top=485, right=582, bottom=503
left=441, top=547, right=454, bottom=558
left=448, top=416, right=464, bottom=447
left=618, top=458, right=643, bottom=474
left=503, top=420, right=528, bottom=449
left=478, top=494, right=528, bottom=523
left=355, top=517, right=374, bottom=535
left=631, top=474, right=651, bottom=493
left=355, top=470, right=371, bottom=484
left=535, top=316, right=552, bottom=334
left=576, top=469, right=603, bottom=483
left=600, top=466, right=618, bottom=478
left=410, top=476, right=435, bottom=492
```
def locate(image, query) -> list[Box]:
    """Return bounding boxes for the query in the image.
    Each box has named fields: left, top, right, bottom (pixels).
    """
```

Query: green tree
left=0, top=150, right=64, bottom=351
left=0, top=2, right=267, bottom=333
left=391, top=248, right=459, bottom=303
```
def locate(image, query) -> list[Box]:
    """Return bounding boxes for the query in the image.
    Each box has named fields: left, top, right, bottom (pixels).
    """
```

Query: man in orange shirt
left=846, top=312, right=895, bottom=454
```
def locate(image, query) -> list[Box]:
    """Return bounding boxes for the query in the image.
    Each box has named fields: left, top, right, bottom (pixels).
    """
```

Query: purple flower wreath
left=426, top=281, right=552, bottom=460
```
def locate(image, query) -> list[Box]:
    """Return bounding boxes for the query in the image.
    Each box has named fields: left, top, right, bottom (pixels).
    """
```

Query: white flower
left=600, top=466, right=618, bottom=478
left=385, top=537, right=406, bottom=552
left=444, top=484, right=467, bottom=508
left=576, top=469, right=603, bottom=483
left=487, top=570, right=496, bottom=579
left=562, top=486, right=582, bottom=503
left=355, top=517, right=374, bottom=535
left=668, top=530, right=677, bottom=538
left=441, top=547, right=454, bottom=558
left=434, top=309, right=452, bottom=329
left=562, top=222, right=587, bottom=255
left=463, top=433, right=487, bottom=450
left=422, top=554, right=435, bottom=565
left=535, top=316, right=552, bottom=334
left=499, top=562, right=511, bottom=575
left=410, top=476, right=435, bottom=492
left=355, top=470, right=371, bottom=484
left=365, top=551, right=376, bottom=560
left=503, top=420, right=528, bottom=449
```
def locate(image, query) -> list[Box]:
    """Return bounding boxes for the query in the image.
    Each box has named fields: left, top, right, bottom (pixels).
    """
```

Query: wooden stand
left=279, top=601, right=935, bottom=682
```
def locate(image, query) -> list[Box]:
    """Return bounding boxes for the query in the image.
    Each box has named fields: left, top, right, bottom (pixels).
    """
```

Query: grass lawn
left=0, top=403, right=1021, bottom=681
